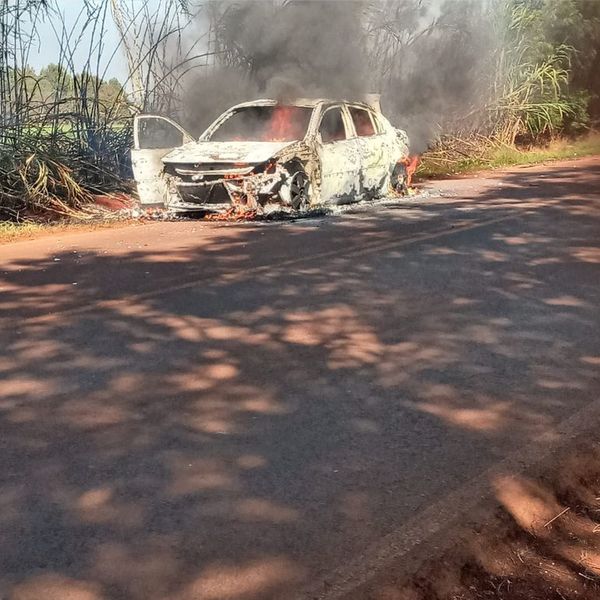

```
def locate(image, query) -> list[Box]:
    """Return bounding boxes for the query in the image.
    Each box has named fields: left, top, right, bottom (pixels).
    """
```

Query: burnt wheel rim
left=392, top=164, right=407, bottom=193
left=290, top=171, right=309, bottom=210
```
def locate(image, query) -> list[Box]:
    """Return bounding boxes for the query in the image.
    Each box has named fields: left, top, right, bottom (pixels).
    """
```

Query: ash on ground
left=109, top=187, right=435, bottom=225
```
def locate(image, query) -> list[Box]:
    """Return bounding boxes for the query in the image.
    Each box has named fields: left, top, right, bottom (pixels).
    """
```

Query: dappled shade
left=0, top=160, right=599, bottom=599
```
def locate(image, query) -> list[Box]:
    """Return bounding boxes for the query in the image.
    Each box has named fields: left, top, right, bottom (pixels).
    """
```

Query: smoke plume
left=182, top=0, right=493, bottom=152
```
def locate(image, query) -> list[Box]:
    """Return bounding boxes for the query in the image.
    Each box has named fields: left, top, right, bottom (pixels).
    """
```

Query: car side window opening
left=137, top=118, right=185, bottom=149
left=319, top=108, right=348, bottom=143
left=349, top=107, right=376, bottom=137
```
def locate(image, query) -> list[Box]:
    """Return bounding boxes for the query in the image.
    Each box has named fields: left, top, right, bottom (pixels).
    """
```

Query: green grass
left=419, top=132, right=600, bottom=179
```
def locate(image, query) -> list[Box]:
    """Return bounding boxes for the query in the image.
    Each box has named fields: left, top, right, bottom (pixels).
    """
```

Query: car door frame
left=315, top=104, right=363, bottom=204
left=131, top=115, right=194, bottom=206
left=347, top=104, right=391, bottom=195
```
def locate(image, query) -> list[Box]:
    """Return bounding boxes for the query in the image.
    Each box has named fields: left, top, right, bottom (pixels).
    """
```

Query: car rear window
left=208, top=106, right=312, bottom=142
left=349, top=107, right=376, bottom=137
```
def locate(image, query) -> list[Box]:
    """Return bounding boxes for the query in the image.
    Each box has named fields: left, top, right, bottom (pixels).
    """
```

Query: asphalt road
left=1, top=158, right=599, bottom=600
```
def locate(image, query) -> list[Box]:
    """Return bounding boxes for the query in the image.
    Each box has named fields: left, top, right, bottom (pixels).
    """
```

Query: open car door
left=131, top=115, right=193, bottom=206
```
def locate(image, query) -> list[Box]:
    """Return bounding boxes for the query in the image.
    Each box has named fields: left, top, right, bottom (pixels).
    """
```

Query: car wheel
left=390, top=162, right=408, bottom=194
left=288, top=169, right=311, bottom=211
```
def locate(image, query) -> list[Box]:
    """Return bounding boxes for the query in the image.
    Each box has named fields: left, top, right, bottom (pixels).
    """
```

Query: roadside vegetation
left=419, top=132, right=600, bottom=178
left=0, top=0, right=599, bottom=227
left=0, top=0, right=198, bottom=222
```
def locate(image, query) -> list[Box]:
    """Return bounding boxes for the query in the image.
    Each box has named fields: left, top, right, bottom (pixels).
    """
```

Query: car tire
left=290, top=170, right=312, bottom=210
left=390, top=162, right=408, bottom=195
left=280, top=161, right=312, bottom=210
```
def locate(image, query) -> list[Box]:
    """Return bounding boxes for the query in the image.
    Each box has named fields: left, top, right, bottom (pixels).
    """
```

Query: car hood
left=162, top=140, right=295, bottom=165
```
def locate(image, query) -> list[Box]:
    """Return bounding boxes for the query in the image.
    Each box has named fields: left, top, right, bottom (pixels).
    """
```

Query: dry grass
left=0, top=219, right=141, bottom=245
left=419, top=132, right=600, bottom=179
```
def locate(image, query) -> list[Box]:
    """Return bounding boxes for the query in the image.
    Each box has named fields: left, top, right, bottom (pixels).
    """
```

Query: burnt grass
left=349, top=440, right=600, bottom=600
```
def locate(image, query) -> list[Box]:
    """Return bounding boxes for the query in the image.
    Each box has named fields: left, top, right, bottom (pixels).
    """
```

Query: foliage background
left=0, top=0, right=599, bottom=218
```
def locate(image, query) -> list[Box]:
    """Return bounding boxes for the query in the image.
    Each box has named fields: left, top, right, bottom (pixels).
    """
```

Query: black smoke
left=182, top=0, right=493, bottom=152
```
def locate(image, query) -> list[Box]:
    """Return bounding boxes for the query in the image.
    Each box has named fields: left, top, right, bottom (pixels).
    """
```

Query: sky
left=28, top=0, right=144, bottom=82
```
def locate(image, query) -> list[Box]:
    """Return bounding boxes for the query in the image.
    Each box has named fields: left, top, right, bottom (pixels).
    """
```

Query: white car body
left=131, top=98, right=410, bottom=212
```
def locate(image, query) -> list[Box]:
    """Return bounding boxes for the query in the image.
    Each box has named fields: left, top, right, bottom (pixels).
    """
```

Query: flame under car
left=131, top=99, right=410, bottom=212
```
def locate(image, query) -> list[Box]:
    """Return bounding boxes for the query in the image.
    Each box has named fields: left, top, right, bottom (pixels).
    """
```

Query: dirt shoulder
left=0, top=219, right=146, bottom=245
left=348, top=434, right=600, bottom=600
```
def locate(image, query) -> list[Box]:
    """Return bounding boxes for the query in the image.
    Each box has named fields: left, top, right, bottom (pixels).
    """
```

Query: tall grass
left=420, top=0, right=588, bottom=174
left=0, top=0, right=209, bottom=220
left=1, top=1, right=129, bottom=218
left=488, top=2, right=578, bottom=144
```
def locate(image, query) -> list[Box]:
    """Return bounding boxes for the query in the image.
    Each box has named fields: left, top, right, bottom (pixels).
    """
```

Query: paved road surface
left=1, top=158, right=599, bottom=600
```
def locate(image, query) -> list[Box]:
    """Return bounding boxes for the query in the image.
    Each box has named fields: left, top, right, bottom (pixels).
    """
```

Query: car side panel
left=357, top=133, right=388, bottom=193
left=349, top=109, right=400, bottom=196
left=319, top=140, right=364, bottom=203
left=317, top=105, right=363, bottom=204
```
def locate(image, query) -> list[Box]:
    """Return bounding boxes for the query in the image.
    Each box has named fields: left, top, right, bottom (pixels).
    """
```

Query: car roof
left=227, top=98, right=380, bottom=111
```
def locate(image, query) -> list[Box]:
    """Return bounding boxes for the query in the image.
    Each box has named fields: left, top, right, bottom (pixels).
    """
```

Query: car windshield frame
left=206, top=105, right=313, bottom=143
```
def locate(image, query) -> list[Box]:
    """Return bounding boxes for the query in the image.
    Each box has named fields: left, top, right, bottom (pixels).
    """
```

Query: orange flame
left=264, top=106, right=304, bottom=142
left=401, top=155, right=420, bottom=187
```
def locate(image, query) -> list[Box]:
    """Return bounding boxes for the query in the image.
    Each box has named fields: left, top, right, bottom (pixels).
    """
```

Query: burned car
left=131, top=98, right=410, bottom=212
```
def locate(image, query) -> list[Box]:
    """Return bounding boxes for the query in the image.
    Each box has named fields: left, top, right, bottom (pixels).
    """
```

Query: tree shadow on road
left=0, top=159, right=599, bottom=600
